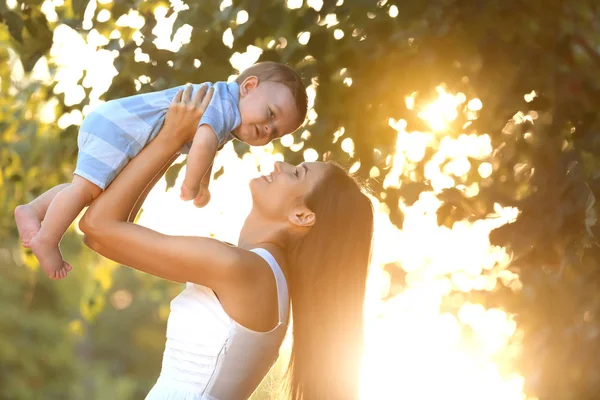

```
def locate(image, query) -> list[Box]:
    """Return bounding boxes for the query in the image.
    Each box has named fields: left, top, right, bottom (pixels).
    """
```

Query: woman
left=80, top=85, right=374, bottom=399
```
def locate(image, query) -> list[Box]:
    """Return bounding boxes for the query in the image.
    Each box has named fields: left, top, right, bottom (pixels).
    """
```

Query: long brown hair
left=284, top=163, right=374, bottom=399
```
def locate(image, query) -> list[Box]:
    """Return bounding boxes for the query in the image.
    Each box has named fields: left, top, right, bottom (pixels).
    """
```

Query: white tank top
left=145, top=248, right=290, bottom=400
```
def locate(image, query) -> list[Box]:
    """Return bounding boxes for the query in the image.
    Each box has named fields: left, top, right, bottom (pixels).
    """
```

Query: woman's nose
left=274, top=161, right=290, bottom=172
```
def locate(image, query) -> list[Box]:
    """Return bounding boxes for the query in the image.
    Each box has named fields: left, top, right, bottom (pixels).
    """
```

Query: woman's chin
left=249, top=175, right=273, bottom=199
left=248, top=176, right=263, bottom=191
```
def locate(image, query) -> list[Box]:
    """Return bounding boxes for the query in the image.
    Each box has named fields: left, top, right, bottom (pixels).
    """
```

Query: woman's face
left=250, top=161, right=329, bottom=221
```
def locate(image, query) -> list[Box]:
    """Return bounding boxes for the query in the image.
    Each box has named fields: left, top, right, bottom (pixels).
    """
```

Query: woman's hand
left=161, top=84, right=214, bottom=145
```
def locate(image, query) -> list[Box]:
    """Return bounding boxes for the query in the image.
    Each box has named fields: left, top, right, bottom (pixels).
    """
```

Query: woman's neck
left=238, top=211, right=287, bottom=251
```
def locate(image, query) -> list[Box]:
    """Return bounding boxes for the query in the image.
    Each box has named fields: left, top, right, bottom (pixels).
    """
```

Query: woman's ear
left=288, top=206, right=315, bottom=228
left=240, top=76, right=259, bottom=97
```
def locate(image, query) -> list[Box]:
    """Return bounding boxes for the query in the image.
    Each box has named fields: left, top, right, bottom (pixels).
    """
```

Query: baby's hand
left=180, top=183, right=199, bottom=202
left=193, top=184, right=211, bottom=208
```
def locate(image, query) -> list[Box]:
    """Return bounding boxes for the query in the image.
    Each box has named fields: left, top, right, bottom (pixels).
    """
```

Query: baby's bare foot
left=51, top=262, right=72, bottom=280
left=193, top=187, right=211, bottom=208
left=14, top=205, right=41, bottom=248
left=180, top=185, right=199, bottom=201
left=29, top=236, right=72, bottom=279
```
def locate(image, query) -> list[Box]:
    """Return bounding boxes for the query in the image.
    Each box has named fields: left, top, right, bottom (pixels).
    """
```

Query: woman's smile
left=263, top=173, right=273, bottom=183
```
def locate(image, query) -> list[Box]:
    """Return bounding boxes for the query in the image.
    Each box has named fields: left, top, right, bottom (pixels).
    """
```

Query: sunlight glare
left=82, top=0, right=97, bottom=30
left=230, top=46, right=263, bottom=72
left=468, top=98, right=483, bottom=111
left=359, top=89, right=528, bottom=399
left=307, top=0, right=323, bottom=11
left=222, top=28, right=234, bottom=48
left=97, top=9, right=111, bottom=23
left=524, top=90, right=537, bottom=103
left=115, top=10, right=145, bottom=29
left=286, top=0, right=303, bottom=9
left=304, top=148, right=319, bottom=162
left=341, top=137, right=355, bottom=157
left=298, top=31, right=311, bottom=45
left=153, top=7, right=193, bottom=52
left=236, top=10, right=249, bottom=24
left=478, top=162, right=493, bottom=178
left=220, top=0, right=232, bottom=11
left=418, top=87, right=462, bottom=132
left=281, top=134, right=294, bottom=147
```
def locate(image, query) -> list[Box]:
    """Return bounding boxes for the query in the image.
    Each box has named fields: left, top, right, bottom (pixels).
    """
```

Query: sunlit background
left=4, top=0, right=538, bottom=398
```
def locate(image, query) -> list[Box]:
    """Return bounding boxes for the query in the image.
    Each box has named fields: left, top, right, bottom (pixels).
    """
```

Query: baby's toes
left=56, top=266, right=68, bottom=280
left=180, top=187, right=197, bottom=201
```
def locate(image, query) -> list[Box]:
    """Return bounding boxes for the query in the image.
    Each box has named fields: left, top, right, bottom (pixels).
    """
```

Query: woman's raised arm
left=80, top=85, right=256, bottom=289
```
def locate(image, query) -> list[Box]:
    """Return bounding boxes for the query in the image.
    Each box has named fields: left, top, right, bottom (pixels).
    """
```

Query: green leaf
left=72, top=0, right=90, bottom=19
left=164, top=159, right=186, bottom=190
left=1, top=11, right=24, bottom=42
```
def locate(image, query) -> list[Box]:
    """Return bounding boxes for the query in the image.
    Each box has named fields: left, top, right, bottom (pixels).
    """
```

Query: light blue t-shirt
left=74, top=81, right=241, bottom=189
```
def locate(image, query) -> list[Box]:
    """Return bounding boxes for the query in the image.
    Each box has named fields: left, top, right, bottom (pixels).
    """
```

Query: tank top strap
left=250, top=248, right=289, bottom=324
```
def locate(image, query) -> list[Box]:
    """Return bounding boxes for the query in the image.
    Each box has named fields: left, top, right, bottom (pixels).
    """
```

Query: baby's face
left=233, top=78, right=301, bottom=146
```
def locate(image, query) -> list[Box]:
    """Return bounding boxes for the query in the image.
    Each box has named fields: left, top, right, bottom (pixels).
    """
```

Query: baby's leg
left=15, top=183, right=70, bottom=247
left=30, top=176, right=102, bottom=279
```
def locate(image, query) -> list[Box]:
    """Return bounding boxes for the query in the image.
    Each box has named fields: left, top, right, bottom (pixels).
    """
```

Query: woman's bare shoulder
left=215, top=245, right=284, bottom=331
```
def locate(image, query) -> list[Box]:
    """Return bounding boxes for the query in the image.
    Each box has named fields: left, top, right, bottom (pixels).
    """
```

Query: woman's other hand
left=162, top=84, right=214, bottom=145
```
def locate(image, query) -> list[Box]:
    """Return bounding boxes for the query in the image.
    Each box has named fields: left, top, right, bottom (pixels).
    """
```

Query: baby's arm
left=199, top=144, right=223, bottom=188
left=180, top=125, right=218, bottom=202
left=200, top=163, right=213, bottom=186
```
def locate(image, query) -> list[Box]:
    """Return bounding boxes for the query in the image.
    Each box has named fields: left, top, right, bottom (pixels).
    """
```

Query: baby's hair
left=236, top=62, right=308, bottom=129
